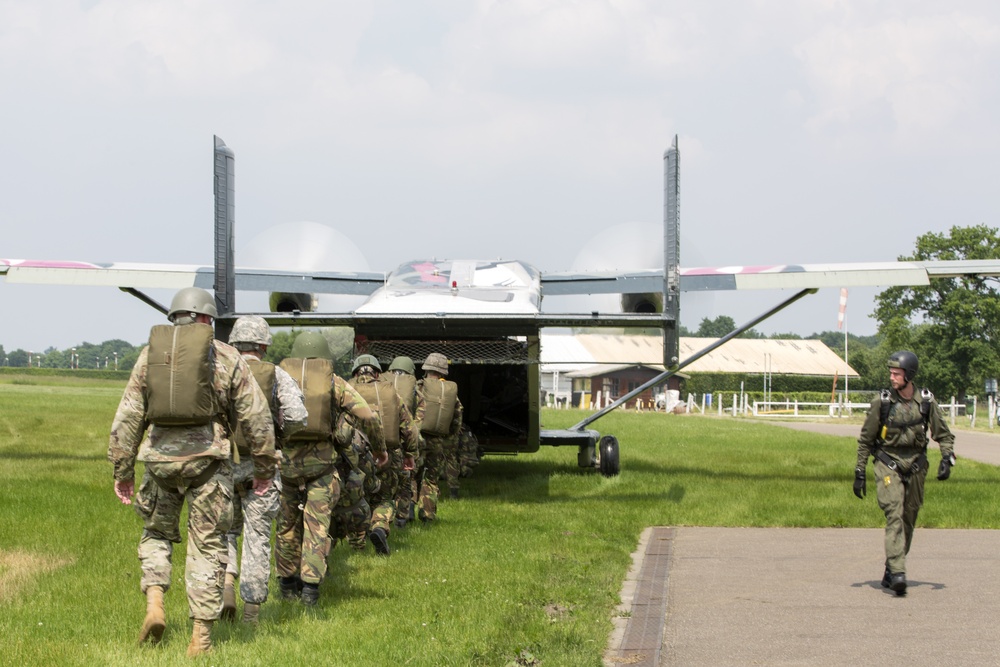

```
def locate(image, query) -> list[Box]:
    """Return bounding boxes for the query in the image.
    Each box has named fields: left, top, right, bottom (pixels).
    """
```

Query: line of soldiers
left=108, top=288, right=478, bottom=657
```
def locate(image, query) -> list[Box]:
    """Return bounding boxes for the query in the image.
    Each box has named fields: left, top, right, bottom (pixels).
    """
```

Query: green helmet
left=229, top=315, right=272, bottom=346
left=422, top=352, right=449, bottom=376
left=387, top=356, right=415, bottom=375
left=888, top=350, right=919, bottom=383
left=290, top=331, right=332, bottom=360
left=352, top=354, right=382, bottom=375
left=168, top=287, right=218, bottom=321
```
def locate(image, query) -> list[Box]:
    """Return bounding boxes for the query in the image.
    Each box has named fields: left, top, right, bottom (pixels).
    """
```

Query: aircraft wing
left=0, top=259, right=385, bottom=296
left=541, top=260, right=1000, bottom=295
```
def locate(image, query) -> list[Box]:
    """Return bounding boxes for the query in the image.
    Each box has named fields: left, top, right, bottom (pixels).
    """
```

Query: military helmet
left=290, top=331, right=332, bottom=360
left=229, top=315, right=273, bottom=346
left=387, top=356, right=416, bottom=375
left=167, top=287, right=218, bottom=321
left=888, top=350, right=919, bottom=383
left=422, top=352, right=449, bottom=376
left=352, top=354, right=382, bottom=375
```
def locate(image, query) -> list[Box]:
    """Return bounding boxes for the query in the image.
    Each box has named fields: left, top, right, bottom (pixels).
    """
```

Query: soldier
left=416, top=352, right=463, bottom=522
left=347, top=354, right=418, bottom=555
left=109, top=287, right=277, bottom=657
left=223, top=316, right=307, bottom=624
left=854, top=350, right=956, bottom=595
left=276, top=331, right=386, bottom=606
left=386, top=356, right=423, bottom=529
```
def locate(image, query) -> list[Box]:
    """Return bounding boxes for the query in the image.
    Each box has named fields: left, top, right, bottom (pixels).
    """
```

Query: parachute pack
left=352, top=380, right=401, bottom=448
left=233, top=358, right=277, bottom=456
left=387, top=372, right=417, bottom=416
left=280, top=357, right=334, bottom=441
left=145, top=323, right=217, bottom=426
left=420, top=379, right=458, bottom=436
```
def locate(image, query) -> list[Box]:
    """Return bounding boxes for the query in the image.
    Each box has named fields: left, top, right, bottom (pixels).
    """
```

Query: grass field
left=2, top=374, right=999, bottom=666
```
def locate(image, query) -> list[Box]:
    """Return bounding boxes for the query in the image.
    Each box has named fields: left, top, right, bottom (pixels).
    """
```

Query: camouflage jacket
left=856, top=386, right=955, bottom=470
left=350, top=374, right=420, bottom=457
left=416, top=378, right=463, bottom=450
left=108, top=336, right=278, bottom=482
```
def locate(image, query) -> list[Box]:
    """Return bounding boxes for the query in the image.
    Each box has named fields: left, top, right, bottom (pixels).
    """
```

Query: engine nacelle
left=269, top=292, right=318, bottom=313
left=620, top=292, right=663, bottom=314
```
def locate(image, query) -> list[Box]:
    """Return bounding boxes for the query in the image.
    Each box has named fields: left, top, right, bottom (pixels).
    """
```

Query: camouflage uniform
left=348, top=374, right=420, bottom=540
left=416, top=378, right=463, bottom=522
left=276, top=375, right=384, bottom=585
left=226, top=357, right=307, bottom=605
left=857, top=386, right=955, bottom=577
left=108, top=337, right=277, bottom=621
left=331, top=416, right=379, bottom=549
left=386, top=367, right=424, bottom=525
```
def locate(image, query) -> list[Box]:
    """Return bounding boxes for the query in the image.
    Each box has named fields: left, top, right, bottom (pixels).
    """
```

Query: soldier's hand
left=403, top=454, right=415, bottom=471
left=375, top=450, right=389, bottom=469
left=114, top=479, right=134, bottom=505
left=937, top=453, right=956, bottom=481
left=252, top=476, right=273, bottom=496
left=853, top=468, right=866, bottom=499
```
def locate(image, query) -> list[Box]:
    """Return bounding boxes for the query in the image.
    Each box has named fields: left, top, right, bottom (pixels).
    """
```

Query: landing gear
left=599, top=435, right=620, bottom=477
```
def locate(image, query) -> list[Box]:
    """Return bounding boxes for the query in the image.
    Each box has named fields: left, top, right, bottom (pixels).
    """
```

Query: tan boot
left=186, top=619, right=213, bottom=658
left=241, top=603, right=260, bottom=625
left=221, top=573, right=237, bottom=621
left=137, top=585, right=166, bottom=645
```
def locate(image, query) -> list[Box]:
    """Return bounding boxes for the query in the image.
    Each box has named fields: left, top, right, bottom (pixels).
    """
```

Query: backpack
left=421, top=379, right=458, bottom=436
left=387, top=373, right=417, bottom=416
left=145, top=323, right=217, bottom=426
left=234, top=358, right=277, bottom=455
left=351, top=379, right=401, bottom=448
left=279, top=357, right=334, bottom=441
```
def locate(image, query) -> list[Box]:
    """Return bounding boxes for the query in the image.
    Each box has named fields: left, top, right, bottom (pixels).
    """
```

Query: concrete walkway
left=606, top=527, right=1000, bottom=666
left=605, top=423, right=1000, bottom=666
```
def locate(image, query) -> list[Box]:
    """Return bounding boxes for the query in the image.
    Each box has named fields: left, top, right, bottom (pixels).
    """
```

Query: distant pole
left=838, top=289, right=849, bottom=413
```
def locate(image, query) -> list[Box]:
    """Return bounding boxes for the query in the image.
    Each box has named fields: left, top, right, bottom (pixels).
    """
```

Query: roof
left=540, top=334, right=857, bottom=377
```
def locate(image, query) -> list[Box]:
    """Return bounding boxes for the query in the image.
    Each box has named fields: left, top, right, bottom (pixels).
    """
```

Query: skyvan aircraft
left=4, top=136, right=999, bottom=476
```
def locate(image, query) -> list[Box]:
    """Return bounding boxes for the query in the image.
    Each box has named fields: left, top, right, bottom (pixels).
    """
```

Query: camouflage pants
left=395, top=450, right=422, bottom=522
left=875, top=459, right=927, bottom=574
left=276, top=467, right=341, bottom=585
left=225, top=459, right=280, bottom=604
left=418, top=439, right=445, bottom=521
left=370, top=449, right=401, bottom=534
left=134, top=460, right=233, bottom=621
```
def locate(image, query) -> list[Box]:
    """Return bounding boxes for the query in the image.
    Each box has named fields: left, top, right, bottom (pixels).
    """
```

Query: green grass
left=2, top=377, right=999, bottom=666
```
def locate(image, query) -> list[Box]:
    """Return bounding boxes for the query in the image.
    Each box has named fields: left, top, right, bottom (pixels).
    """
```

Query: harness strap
left=149, top=459, right=222, bottom=495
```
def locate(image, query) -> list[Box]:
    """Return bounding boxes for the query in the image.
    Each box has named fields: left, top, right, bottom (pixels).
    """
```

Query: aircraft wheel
left=599, top=435, right=620, bottom=477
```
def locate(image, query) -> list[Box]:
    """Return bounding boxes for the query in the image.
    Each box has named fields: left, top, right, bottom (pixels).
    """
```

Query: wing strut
left=118, top=287, right=168, bottom=315
left=568, top=287, right=817, bottom=432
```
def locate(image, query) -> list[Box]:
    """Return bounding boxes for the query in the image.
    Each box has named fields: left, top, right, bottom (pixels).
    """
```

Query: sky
left=3, top=0, right=1000, bottom=354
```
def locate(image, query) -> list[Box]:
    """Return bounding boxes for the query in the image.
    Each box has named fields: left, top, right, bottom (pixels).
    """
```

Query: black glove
left=853, top=467, right=866, bottom=499
left=937, top=453, right=956, bottom=481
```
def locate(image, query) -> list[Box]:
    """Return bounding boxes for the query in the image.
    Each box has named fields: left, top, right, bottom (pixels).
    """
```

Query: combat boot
left=278, top=575, right=302, bottom=600
left=449, top=487, right=459, bottom=499
left=889, top=572, right=907, bottom=595
left=370, top=527, right=390, bottom=556
left=241, top=603, right=260, bottom=625
left=221, top=573, right=237, bottom=620
left=880, top=567, right=891, bottom=588
left=301, top=583, right=320, bottom=606
left=138, top=585, right=166, bottom=645
left=186, top=619, right=213, bottom=657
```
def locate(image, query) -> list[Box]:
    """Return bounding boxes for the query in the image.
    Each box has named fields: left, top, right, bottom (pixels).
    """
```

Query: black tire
left=599, top=435, right=620, bottom=477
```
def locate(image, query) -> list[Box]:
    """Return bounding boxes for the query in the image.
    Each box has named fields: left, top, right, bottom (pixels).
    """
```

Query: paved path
left=605, top=422, right=1000, bottom=666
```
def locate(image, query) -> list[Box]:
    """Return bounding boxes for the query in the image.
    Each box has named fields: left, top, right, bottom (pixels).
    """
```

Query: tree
left=7, top=349, right=29, bottom=367
left=874, top=224, right=1000, bottom=400
left=695, top=315, right=762, bottom=339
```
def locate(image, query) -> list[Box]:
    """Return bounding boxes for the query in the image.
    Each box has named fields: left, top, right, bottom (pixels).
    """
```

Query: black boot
left=880, top=567, right=891, bottom=589
left=279, top=576, right=302, bottom=601
left=301, top=583, right=320, bottom=606
left=370, top=527, right=390, bottom=556
left=889, top=572, right=907, bottom=595
left=449, top=488, right=459, bottom=500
